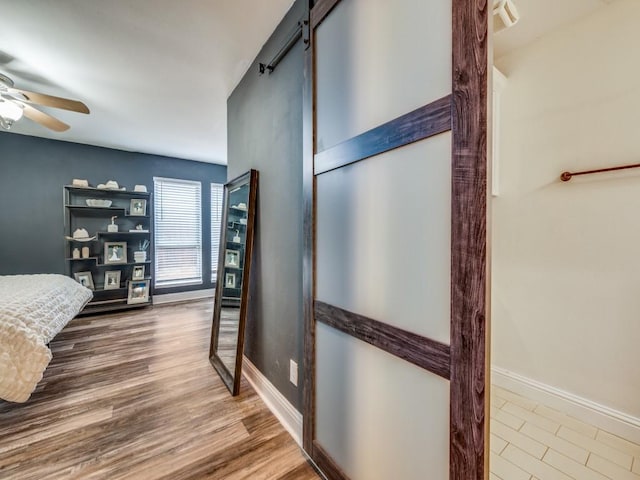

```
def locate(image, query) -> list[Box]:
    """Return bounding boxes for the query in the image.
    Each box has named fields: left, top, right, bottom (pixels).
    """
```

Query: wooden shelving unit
left=64, top=185, right=153, bottom=314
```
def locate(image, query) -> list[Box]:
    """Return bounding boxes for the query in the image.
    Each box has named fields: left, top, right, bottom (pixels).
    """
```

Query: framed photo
left=104, top=242, right=127, bottom=264
left=224, top=249, right=240, bottom=268
left=130, top=199, right=147, bottom=216
left=74, top=271, right=95, bottom=290
left=225, top=272, right=236, bottom=288
left=127, top=279, right=150, bottom=304
left=104, top=270, right=121, bottom=290
left=132, top=265, right=145, bottom=280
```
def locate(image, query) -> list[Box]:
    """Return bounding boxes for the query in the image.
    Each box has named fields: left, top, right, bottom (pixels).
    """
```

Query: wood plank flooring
left=0, top=300, right=321, bottom=480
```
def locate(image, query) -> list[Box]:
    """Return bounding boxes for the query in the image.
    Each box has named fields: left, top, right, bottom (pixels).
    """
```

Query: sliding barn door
left=302, top=0, right=489, bottom=479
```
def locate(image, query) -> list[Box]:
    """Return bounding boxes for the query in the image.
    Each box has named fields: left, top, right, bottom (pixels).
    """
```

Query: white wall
left=492, top=0, right=640, bottom=419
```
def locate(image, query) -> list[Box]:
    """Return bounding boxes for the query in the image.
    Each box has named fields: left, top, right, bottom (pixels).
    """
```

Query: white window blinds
left=154, top=177, right=202, bottom=287
left=211, top=183, right=224, bottom=282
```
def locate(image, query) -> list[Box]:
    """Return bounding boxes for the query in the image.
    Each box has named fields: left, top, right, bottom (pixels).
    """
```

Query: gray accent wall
left=0, top=132, right=226, bottom=294
left=227, top=0, right=306, bottom=409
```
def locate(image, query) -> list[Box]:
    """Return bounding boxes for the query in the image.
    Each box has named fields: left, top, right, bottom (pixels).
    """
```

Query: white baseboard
left=492, top=366, right=640, bottom=444
left=242, top=357, right=303, bottom=447
left=152, top=289, right=214, bottom=305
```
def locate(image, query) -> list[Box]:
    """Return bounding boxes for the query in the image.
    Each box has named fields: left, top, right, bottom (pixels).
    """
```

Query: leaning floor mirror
left=209, top=169, right=258, bottom=395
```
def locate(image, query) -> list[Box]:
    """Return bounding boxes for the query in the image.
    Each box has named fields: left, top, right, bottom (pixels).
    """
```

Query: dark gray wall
left=0, top=132, right=226, bottom=294
left=227, top=0, right=306, bottom=409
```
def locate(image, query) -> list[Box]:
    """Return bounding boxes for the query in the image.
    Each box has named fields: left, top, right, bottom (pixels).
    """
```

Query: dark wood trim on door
left=302, top=0, right=317, bottom=454
left=310, top=0, right=341, bottom=29
left=315, top=301, right=451, bottom=380
left=450, top=0, right=489, bottom=478
left=312, top=441, right=350, bottom=480
left=314, top=94, right=452, bottom=175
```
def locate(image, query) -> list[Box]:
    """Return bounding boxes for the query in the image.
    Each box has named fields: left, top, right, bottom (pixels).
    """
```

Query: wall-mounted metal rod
left=258, top=21, right=305, bottom=75
left=560, top=162, right=640, bottom=182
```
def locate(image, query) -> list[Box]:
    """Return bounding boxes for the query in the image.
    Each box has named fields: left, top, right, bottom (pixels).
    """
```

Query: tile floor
left=490, top=386, right=640, bottom=480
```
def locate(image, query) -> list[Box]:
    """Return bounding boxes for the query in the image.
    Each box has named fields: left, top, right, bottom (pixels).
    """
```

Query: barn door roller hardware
left=259, top=15, right=310, bottom=75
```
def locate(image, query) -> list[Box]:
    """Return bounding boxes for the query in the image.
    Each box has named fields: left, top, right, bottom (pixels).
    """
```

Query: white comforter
left=0, top=274, right=92, bottom=402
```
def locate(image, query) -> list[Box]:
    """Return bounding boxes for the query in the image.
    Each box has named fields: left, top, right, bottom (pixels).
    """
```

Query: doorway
left=490, top=1, right=640, bottom=478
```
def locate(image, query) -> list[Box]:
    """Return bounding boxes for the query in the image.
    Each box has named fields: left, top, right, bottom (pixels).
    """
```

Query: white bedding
left=0, top=274, right=92, bottom=402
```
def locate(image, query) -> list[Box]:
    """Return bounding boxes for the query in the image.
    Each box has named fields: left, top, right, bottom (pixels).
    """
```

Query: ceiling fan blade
left=8, top=88, right=89, bottom=114
left=22, top=104, right=70, bottom=132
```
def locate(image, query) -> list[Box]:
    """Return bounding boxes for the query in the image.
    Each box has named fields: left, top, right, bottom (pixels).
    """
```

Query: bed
left=0, top=274, right=92, bottom=403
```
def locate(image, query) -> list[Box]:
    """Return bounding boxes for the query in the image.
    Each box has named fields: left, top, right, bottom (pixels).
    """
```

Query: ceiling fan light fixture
left=0, top=98, right=24, bottom=129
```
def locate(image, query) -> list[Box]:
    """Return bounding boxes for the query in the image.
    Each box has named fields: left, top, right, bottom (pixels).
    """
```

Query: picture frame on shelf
left=127, top=279, right=150, bottom=304
left=129, top=199, right=147, bottom=216
left=104, top=270, right=121, bottom=290
left=74, top=271, right=95, bottom=290
left=104, top=241, right=128, bottom=265
left=225, top=273, right=236, bottom=288
left=224, top=249, right=240, bottom=268
left=132, top=265, right=145, bottom=280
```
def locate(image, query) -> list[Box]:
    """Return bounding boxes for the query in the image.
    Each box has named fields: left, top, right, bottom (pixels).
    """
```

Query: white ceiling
left=1, top=0, right=616, bottom=165
left=494, top=0, right=616, bottom=58
left=0, top=0, right=294, bottom=164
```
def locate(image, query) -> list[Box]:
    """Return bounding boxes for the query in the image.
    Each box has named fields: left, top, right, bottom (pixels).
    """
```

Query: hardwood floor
left=0, top=300, right=321, bottom=480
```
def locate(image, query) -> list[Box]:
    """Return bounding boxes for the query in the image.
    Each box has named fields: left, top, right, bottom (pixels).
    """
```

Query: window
left=211, top=183, right=224, bottom=282
left=154, top=177, right=202, bottom=287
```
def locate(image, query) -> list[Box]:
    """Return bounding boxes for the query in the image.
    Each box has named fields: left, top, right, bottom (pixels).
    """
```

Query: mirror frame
left=209, top=169, right=259, bottom=395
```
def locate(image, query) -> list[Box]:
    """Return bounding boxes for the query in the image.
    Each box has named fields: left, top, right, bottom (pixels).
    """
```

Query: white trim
left=491, top=66, right=507, bottom=197
left=152, top=176, right=203, bottom=186
left=493, top=0, right=520, bottom=32
left=152, top=289, right=214, bottom=305
left=492, top=366, right=640, bottom=444
left=493, top=66, right=508, bottom=90
left=242, top=356, right=303, bottom=446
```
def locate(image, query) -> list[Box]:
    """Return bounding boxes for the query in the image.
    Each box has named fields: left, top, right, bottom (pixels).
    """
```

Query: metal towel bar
left=560, top=162, right=640, bottom=182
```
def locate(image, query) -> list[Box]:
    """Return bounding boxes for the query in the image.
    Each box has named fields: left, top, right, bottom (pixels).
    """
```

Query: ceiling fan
left=0, top=73, right=89, bottom=132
